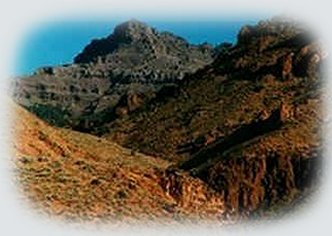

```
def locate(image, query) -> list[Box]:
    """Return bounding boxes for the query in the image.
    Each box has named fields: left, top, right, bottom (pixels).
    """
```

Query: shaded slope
left=182, top=97, right=322, bottom=214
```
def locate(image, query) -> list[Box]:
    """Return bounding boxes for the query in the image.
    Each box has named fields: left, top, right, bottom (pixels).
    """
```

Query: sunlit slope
left=12, top=103, right=225, bottom=221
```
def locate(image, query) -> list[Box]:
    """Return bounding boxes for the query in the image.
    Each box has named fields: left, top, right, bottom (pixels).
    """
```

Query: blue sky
left=15, top=19, right=261, bottom=76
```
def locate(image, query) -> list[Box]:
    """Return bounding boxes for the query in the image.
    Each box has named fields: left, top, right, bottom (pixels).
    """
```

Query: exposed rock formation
left=281, top=53, right=294, bottom=80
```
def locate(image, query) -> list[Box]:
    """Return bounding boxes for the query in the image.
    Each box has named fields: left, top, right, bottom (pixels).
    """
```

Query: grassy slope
left=11, top=103, right=225, bottom=222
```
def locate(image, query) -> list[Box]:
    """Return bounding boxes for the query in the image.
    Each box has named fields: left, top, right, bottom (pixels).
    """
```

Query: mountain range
left=11, top=17, right=325, bottom=221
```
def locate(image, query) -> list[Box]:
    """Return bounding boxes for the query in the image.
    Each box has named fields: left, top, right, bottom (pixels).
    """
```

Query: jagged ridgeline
left=12, top=20, right=215, bottom=132
left=12, top=17, right=325, bottom=218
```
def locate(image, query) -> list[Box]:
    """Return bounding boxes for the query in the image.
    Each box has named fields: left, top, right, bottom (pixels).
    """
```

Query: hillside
left=11, top=102, right=225, bottom=222
left=103, top=18, right=325, bottom=214
left=11, top=20, right=214, bottom=133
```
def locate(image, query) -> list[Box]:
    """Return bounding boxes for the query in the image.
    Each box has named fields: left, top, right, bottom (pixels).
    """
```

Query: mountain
left=11, top=17, right=326, bottom=219
left=12, top=101, right=225, bottom=221
left=103, top=17, right=325, bottom=214
left=12, top=20, right=214, bottom=132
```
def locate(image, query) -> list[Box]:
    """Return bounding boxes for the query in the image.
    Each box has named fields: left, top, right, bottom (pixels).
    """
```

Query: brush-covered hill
left=11, top=20, right=214, bottom=133
left=103, top=17, right=325, bottom=214
left=11, top=102, right=226, bottom=222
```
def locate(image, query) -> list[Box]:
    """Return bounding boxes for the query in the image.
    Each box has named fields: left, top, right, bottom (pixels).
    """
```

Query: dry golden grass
left=11, top=102, right=225, bottom=223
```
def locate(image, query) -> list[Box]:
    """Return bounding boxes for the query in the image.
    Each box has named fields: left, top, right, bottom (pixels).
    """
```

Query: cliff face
left=11, top=20, right=214, bottom=132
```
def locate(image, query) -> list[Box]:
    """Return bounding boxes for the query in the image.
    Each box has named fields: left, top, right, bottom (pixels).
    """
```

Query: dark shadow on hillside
left=179, top=107, right=285, bottom=171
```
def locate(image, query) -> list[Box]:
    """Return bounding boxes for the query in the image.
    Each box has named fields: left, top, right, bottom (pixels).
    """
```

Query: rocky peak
left=112, top=19, right=156, bottom=42
left=74, top=20, right=159, bottom=64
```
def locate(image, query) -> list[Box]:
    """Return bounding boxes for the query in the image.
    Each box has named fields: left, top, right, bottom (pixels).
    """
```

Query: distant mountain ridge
left=12, top=19, right=215, bottom=131
left=74, top=19, right=210, bottom=65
